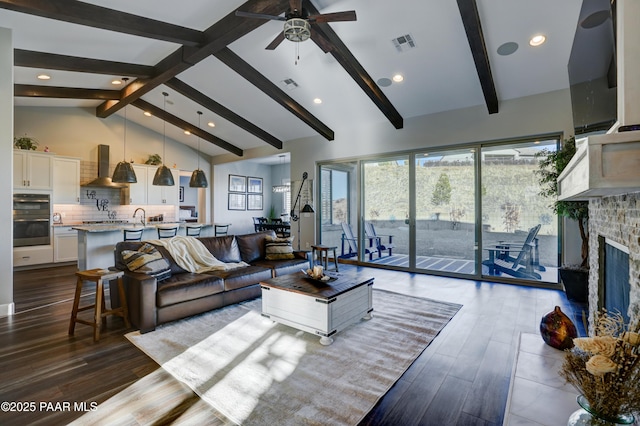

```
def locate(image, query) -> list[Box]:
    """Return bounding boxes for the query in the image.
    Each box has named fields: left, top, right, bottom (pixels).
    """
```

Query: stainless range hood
left=82, top=144, right=128, bottom=189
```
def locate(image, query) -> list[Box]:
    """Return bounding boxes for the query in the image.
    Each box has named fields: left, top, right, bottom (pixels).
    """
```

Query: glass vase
left=567, top=395, right=635, bottom=426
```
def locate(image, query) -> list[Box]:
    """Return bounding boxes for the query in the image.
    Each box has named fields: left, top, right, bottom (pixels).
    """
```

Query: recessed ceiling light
left=184, top=130, right=191, bottom=135
left=207, top=121, right=215, bottom=128
left=313, top=98, right=322, bottom=104
left=529, top=34, right=546, bottom=47
left=111, top=79, right=122, bottom=85
left=392, top=74, right=404, bottom=83
left=143, top=111, right=152, bottom=117
left=37, top=74, right=51, bottom=80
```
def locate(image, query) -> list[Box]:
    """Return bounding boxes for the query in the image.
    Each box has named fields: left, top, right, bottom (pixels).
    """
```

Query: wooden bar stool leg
left=94, top=279, right=104, bottom=342
left=322, top=249, right=328, bottom=269
left=332, top=248, right=339, bottom=272
left=117, top=277, right=131, bottom=328
left=69, top=277, right=83, bottom=335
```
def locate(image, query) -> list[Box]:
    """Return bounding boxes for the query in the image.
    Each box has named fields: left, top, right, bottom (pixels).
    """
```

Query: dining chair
left=214, top=224, right=229, bottom=236
left=157, top=226, right=179, bottom=239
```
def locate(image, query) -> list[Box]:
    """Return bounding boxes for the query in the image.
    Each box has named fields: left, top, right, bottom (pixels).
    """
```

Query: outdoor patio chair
left=364, top=222, right=395, bottom=257
left=482, top=224, right=543, bottom=279
left=339, top=222, right=379, bottom=261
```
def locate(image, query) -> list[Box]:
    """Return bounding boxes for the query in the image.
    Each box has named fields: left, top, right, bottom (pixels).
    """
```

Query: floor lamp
left=290, top=172, right=314, bottom=250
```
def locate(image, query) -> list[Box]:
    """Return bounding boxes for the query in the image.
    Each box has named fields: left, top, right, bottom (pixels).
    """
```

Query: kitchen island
left=73, top=223, right=216, bottom=270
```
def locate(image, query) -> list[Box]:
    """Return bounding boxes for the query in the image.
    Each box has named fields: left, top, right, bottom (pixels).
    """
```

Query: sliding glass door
left=414, top=148, right=477, bottom=275
left=318, top=137, right=560, bottom=285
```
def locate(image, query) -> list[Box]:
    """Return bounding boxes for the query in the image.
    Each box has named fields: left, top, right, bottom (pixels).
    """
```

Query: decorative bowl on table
left=301, top=266, right=336, bottom=284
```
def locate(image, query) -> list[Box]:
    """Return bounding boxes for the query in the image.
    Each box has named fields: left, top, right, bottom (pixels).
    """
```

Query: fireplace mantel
left=557, top=130, right=640, bottom=200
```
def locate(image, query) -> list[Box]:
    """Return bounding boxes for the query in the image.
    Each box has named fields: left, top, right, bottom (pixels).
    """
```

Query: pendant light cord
left=162, top=92, right=168, bottom=166
left=122, top=77, right=129, bottom=161
left=197, top=111, right=202, bottom=170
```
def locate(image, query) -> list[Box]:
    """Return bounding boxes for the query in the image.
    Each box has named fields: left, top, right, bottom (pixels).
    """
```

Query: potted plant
left=145, top=154, right=162, bottom=165
left=14, top=134, right=39, bottom=150
left=535, top=137, right=589, bottom=303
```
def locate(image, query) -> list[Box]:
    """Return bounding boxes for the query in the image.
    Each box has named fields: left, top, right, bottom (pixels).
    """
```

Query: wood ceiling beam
left=132, top=98, right=243, bottom=157
left=165, top=78, right=283, bottom=149
left=304, top=0, right=403, bottom=130
left=14, top=84, right=119, bottom=100
left=14, top=49, right=155, bottom=78
left=456, top=0, right=499, bottom=114
left=0, top=0, right=204, bottom=46
left=95, top=0, right=291, bottom=118
left=213, top=47, right=335, bottom=141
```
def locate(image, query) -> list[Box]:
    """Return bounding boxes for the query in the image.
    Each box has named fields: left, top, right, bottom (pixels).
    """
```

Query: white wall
left=213, top=88, right=575, bottom=249
left=213, top=161, right=273, bottom=235
left=0, top=28, right=14, bottom=316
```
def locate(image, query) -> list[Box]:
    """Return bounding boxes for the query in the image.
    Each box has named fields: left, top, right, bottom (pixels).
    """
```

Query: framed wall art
left=228, top=193, right=246, bottom=210
left=247, top=194, right=263, bottom=210
left=247, top=176, right=263, bottom=194
left=228, top=174, right=246, bottom=193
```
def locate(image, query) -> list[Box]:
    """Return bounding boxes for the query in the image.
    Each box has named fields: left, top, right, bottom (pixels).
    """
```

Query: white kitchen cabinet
left=53, top=157, right=80, bottom=204
left=127, top=164, right=149, bottom=204
left=13, top=150, right=53, bottom=190
left=146, top=167, right=179, bottom=205
left=53, top=226, right=78, bottom=262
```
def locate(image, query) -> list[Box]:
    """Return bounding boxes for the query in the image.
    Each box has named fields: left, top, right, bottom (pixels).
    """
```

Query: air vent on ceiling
left=280, top=78, right=299, bottom=91
left=392, top=33, right=416, bottom=53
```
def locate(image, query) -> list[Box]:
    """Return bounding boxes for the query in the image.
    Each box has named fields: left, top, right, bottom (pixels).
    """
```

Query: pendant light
left=152, top=91, right=175, bottom=186
left=189, top=110, right=208, bottom=188
left=112, top=78, right=137, bottom=183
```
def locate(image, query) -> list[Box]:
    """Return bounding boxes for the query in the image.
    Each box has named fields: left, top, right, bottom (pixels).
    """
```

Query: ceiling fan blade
left=308, top=11, right=357, bottom=23
left=310, top=31, right=333, bottom=53
left=289, top=0, right=303, bottom=13
left=265, top=32, right=286, bottom=50
left=235, top=10, right=286, bottom=21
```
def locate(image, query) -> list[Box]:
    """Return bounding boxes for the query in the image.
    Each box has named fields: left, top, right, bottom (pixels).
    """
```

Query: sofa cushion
left=205, top=265, right=272, bottom=292
left=197, top=235, right=242, bottom=263
left=156, top=273, right=224, bottom=307
left=236, top=230, right=276, bottom=263
left=121, top=243, right=171, bottom=281
left=264, top=236, right=295, bottom=260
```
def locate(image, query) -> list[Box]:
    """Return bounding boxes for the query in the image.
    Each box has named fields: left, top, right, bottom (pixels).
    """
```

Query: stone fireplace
left=558, top=1, right=640, bottom=330
left=589, top=194, right=639, bottom=327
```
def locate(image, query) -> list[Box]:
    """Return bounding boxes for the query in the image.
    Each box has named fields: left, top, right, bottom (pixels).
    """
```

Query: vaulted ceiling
left=1, top=0, right=584, bottom=159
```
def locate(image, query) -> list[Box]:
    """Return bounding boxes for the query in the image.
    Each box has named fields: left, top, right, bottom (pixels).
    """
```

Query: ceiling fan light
left=284, top=18, right=310, bottom=42
left=189, top=169, right=208, bottom=188
left=152, top=165, right=175, bottom=186
left=112, top=161, right=137, bottom=183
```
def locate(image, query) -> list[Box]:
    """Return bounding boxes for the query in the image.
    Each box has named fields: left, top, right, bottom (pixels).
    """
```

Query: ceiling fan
left=235, top=0, right=357, bottom=50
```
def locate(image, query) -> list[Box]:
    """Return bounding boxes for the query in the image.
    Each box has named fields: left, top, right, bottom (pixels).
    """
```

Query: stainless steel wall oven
left=13, top=193, right=51, bottom=247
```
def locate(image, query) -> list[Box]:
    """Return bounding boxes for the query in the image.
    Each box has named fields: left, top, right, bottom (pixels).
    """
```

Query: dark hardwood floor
left=0, top=264, right=585, bottom=425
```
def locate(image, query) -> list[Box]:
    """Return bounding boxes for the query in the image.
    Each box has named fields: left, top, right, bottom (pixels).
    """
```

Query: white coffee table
left=260, top=272, right=374, bottom=345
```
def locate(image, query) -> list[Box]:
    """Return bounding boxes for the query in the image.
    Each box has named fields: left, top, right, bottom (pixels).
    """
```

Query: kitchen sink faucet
left=133, top=208, right=146, bottom=226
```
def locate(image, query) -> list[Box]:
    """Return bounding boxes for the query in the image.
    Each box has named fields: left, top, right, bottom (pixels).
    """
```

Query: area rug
left=125, top=289, right=461, bottom=425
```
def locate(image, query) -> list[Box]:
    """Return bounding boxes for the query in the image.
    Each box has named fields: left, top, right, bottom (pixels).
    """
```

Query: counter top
left=71, top=222, right=212, bottom=233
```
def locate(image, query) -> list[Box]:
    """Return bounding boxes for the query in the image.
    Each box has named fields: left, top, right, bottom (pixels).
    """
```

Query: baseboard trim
left=0, top=302, right=15, bottom=317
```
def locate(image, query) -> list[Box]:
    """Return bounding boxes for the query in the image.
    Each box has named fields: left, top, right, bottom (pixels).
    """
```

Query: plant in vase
left=561, top=310, right=639, bottom=425
left=14, top=134, right=39, bottom=150
left=535, top=137, right=589, bottom=302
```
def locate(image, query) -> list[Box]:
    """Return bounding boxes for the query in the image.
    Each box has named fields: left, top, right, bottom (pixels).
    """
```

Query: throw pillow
left=121, top=243, right=171, bottom=281
left=264, top=236, right=295, bottom=260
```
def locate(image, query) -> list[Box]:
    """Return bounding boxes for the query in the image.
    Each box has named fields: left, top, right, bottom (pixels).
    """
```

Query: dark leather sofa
left=112, top=230, right=310, bottom=333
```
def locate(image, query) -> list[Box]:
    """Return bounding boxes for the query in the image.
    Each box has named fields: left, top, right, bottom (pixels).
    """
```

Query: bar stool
left=311, top=244, right=339, bottom=272
left=214, top=224, right=230, bottom=236
left=157, top=226, right=178, bottom=239
left=69, top=268, right=130, bottom=342
left=186, top=224, right=202, bottom=237
left=123, top=228, right=143, bottom=241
